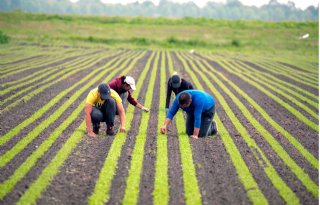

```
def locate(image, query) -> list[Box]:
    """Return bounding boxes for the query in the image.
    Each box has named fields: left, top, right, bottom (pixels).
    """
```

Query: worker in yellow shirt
left=85, top=83, right=126, bottom=138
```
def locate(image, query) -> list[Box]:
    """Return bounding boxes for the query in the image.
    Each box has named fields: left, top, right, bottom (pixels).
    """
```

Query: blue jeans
left=91, top=98, right=117, bottom=126
left=185, top=105, right=215, bottom=137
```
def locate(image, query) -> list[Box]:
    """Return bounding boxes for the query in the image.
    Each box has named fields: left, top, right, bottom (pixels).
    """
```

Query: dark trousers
left=91, top=98, right=116, bottom=127
left=186, top=105, right=215, bottom=137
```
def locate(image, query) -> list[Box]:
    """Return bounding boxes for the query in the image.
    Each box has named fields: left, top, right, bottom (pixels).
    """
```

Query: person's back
left=109, top=75, right=149, bottom=112
left=162, top=89, right=218, bottom=138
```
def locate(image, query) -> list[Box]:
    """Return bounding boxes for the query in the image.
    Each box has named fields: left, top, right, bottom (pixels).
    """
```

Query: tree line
left=0, top=0, right=318, bottom=21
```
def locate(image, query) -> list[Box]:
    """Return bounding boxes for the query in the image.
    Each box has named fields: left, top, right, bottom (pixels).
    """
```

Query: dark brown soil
left=0, top=45, right=318, bottom=205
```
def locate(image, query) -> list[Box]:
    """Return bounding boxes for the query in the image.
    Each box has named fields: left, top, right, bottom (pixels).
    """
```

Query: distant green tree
left=0, top=0, right=318, bottom=21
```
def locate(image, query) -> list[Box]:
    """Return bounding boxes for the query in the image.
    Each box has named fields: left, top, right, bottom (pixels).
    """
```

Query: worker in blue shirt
left=160, top=90, right=218, bottom=139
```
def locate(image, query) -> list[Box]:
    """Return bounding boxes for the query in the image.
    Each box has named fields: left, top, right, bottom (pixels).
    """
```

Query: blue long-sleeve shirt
left=166, top=90, right=215, bottom=128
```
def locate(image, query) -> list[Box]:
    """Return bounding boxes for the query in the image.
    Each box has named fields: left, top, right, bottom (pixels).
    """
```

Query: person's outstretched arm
left=85, top=103, right=96, bottom=138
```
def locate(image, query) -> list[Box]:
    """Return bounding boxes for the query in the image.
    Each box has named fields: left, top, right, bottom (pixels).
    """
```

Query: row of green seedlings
left=16, top=50, right=148, bottom=205
left=218, top=58, right=319, bottom=123
left=202, top=57, right=319, bottom=169
left=0, top=50, right=137, bottom=146
left=230, top=52, right=318, bottom=75
left=175, top=52, right=268, bottom=205
left=1, top=50, right=112, bottom=88
left=88, top=51, right=156, bottom=204
left=224, top=52, right=319, bottom=90
left=153, top=51, right=169, bottom=205
left=234, top=60, right=318, bottom=108
left=186, top=50, right=318, bottom=176
left=0, top=49, right=120, bottom=96
left=119, top=51, right=160, bottom=204
left=0, top=48, right=76, bottom=75
left=0, top=50, right=146, bottom=202
left=206, top=54, right=319, bottom=132
left=90, top=50, right=202, bottom=205
left=208, top=53, right=318, bottom=89
left=0, top=50, right=122, bottom=112
left=166, top=51, right=202, bottom=205
left=253, top=61, right=318, bottom=88
left=0, top=45, right=96, bottom=69
left=179, top=51, right=318, bottom=203
left=0, top=45, right=58, bottom=65
left=0, top=50, right=140, bottom=164
left=0, top=46, right=87, bottom=73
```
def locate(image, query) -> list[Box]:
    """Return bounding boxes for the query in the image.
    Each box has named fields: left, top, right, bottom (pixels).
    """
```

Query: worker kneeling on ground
left=85, top=83, right=126, bottom=138
left=160, top=90, right=218, bottom=139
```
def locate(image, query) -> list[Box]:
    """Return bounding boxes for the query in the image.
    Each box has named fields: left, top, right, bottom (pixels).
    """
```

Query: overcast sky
left=90, top=0, right=319, bottom=9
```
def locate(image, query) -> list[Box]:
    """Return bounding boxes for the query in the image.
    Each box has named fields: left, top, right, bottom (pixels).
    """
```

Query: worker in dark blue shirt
left=165, top=73, right=193, bottom=113
left=160, top=90, right=218, bottom=139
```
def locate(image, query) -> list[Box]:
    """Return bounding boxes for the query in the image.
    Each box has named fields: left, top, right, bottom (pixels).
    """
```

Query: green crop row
left=0, top=50, right=116, bottom=96
left=181, top=52, right=318, bottom=199
left=0, top=47, right=81, bottom=76
left=261, top=61, right=318, bottom=84
left=177, top=51, right=300, bottom=204
left=235, top=60, right=318, bottom=104
left=153, top=51, right=169, bottom=205
left=254, top=61, right=318, bottom=89
left=0, top=49, right=74, bottom=74
left=16, top=51, right=147, bottom=205
left=0, top=51, right=135, bottom=147
left=0, top=51, right=116, bottom=111
left=0, top=52, right=104, bottom=101
left=122, top=51, right=160, bottom=204
left=218, top=60, right=318, bottom=119
left=89, top=51, right=154, bottom=204
left=188, top=55, right=319, bottom=170
left=167, top=51, right=202, bottom=205
left=202, top=54, right=318, bottom=131
left=0, top=51, right=138, bottom=167
left=2, top=49, right=114, bottom=87
left=0, top=50, right=145, bottom=200
left=175, top=52, right=267, bottom=204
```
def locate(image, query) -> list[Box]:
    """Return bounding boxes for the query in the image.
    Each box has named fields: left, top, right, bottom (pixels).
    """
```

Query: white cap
left=124, top=76, right=136, bottom=90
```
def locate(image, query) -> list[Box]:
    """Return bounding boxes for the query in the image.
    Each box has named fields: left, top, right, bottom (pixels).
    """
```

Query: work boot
left=211, top=120, right=218, bottom=136
left=106, top=125, right=115, bottom=136
left=92, top=123, right=100, bottom=134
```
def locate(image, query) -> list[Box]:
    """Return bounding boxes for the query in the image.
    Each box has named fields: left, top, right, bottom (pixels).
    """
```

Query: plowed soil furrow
left=39, top=51, right=150, bottom=204
left=0, top=52, right=128, bottom=137
left=0, top=50, right=120, bottom=89
left=0, top=49, right=104, bottom=83
left=1, top=114, right=84, bottom=204
left=172, top=53, right=256, bottom=204
left=190, top=60, right=318, bottom=181
left=0, top=45, right=318, bottom=205
left=0, top=51, right=145, bottom=204
left=242, top=61, right=319, bottom=95
left=193, top=64, right=317, bottom=204
left=0, top=55, right=44, bottom=66
left=165, top=52, right=185, bottom=205
left=107, top=52, right=155, bottom=205
left=0, top=64, right=117, bottom=178
left=181, top=53, right=318, bottom=204
left=229, top=60, right=319, bottom=110
left=201, top=58, right=318, bottom=150
left=279, top=62, right=318, bottom=73
left=0, top=52, right=113, bottom=107
left=138, top=53, right=161, bottom=205
left=32, top=51, right=150, bottom=205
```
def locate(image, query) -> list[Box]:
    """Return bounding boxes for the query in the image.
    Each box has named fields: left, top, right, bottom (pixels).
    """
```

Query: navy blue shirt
left=166, top=78, right=193, bottom=109
left=166, top=90, right=215, bottom=128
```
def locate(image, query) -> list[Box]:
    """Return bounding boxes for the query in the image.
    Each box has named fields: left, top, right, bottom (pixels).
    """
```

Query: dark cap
left=98, top=84, right=111, bottom=100
left=171, top=74, right=181, bottom=88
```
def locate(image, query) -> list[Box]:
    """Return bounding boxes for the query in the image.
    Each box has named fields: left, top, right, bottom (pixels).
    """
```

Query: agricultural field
left=0, top=42, right=318, bottom=205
